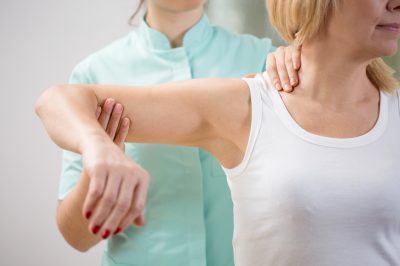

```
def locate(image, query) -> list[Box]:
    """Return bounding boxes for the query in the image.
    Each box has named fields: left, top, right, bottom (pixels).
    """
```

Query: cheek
left=334, top=0, right=384, bottom=38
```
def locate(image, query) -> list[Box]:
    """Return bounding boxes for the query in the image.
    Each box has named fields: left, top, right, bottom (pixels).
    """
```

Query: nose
left=388, top=0, right=400, bottom=12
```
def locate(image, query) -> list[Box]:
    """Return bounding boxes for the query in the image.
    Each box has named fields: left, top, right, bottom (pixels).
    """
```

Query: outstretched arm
left=35, top=78, right=249, bottom=154
left=35, top=78, right=251, bottom=239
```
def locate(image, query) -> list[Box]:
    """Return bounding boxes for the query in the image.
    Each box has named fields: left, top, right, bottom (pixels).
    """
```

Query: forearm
left=57, top=171, right=101, bottom=252
left=35, top=85, right=108, bottom=153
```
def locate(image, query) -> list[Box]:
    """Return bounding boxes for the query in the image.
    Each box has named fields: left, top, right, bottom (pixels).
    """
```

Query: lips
left=377, top=23, right=400, bottom=32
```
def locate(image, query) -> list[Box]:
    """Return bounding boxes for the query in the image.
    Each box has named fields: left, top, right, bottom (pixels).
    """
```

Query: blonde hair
left=267, top=0, right=399, bottom=93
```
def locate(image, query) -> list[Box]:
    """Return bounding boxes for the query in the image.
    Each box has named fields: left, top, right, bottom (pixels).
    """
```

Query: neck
left=295, top=39, right=379, bottom=107
left=146, top=4, right=204, bottom=48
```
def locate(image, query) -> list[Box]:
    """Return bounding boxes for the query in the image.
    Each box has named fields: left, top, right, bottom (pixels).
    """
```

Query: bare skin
left=37, top=78, right=250, bottom=241
left=37, top=0, right=400, bottom=244
left=57, top=102, right=133, bottom=251
left=52, top=1, right=302, bottom=250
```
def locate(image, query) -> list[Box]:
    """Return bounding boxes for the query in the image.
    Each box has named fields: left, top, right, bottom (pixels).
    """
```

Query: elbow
left=56, top=207, right=95, bottom=253
left=34, top=85, right=63, bottom=118
left=73, top=243, right=92, bottom=253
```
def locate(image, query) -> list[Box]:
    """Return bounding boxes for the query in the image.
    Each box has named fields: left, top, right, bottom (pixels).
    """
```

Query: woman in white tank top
left=36, top=0, right=400, bottom=265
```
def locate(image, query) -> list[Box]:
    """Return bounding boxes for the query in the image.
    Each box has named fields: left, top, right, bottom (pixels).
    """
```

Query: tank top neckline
left=268, top=79, right=389, bottom=148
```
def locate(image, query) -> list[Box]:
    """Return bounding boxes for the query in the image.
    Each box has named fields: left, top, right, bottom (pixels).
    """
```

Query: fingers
left=98, top=177, right=136, bottom=239
left=88, top=172, right=122, bottom=237
left=130, top=171, right=149, bottom=225
left=95, top=106, right=102, bottom=119
left=82, top=167, right=107, bottom=222
left=97, top=99, right=127, bottom=145
left=266, top=46, right=291, bottom=91
left=133, top=213, right=145, bottom=227
left=288, top=45, right=301, bottom=88
left=266, top=53, right=283, bottom=91
left=114, top=117, right=130, bottom=150
left=275, top=46, right=292, bottom=92
left=284, top=47, right=297, bottom=89
left=97, top=98, right=115, bottom=130
left=88, top=166, right=150, bottom=239
left=118, top=172, right=150, bottom=232
left=106, top=103, right=124, bottom=140
left=266, top=46, right=303, bottom=92
left=293, top=45, right=302, bottom=70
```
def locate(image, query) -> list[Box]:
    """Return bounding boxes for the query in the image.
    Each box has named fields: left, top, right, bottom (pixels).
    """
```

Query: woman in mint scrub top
left=36, top=0, right=400, bottom=265
left=55, top=0, right=299, bottom=265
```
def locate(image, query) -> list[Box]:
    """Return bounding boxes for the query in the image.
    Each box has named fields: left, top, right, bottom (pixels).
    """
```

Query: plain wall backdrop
left=0, top=0, right=399, bottom=265
left=1, top=0, right=137, bottom=265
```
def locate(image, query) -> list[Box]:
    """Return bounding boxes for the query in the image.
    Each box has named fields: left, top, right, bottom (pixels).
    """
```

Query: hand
left=95, top=98, right=128, bottom=151
left=265, top=45, right=302, bottom=92
left=83, top=98, right=150, bottom=239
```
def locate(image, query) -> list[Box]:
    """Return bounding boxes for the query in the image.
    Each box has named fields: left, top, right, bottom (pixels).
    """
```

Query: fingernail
left=284, top=83, right=291, bottom=91
left=113, top=227, right=122, bottom=235
left=92, top=225, right=100, bottom=234
left=102, top=230, right=110, bottom=239
left=275, top=83, right=282, bottom=91
left=107, top=99, right=115, bottom=105
left=85, top=211, right=92, bottom=219
left=290, top=78, right=297, bottom=86
left=115, top=104, right=122, bottom=112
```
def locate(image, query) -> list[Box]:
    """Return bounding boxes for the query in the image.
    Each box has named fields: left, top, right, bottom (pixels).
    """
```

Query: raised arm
left=35, top=78, right=249, bottom=155
left=35, top=78, right=251, bottom=239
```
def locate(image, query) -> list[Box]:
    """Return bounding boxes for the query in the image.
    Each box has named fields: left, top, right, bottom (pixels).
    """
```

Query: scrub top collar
left=139, top=14, right=212, bottom=51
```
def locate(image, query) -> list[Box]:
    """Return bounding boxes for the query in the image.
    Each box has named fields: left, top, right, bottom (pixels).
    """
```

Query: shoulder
left=242, top=74, right=277, bottom=108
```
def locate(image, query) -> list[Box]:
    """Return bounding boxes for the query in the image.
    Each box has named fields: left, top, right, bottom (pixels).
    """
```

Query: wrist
left=79, top=128, right=111, bottom=154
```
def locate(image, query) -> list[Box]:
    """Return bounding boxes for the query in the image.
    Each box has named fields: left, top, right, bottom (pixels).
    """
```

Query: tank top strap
left=222, top=75, right=264, bottom=177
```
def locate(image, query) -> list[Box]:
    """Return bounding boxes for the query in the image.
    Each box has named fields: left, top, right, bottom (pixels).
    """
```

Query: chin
left=367, top=40, right=399, bottom=58
left=169, top=0, right=205, bottom=11
left=379, top=43, right=399, bottom=57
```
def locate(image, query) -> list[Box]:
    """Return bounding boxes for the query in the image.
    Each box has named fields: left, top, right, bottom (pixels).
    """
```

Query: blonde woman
left=36, top=0, right=400, bottom=265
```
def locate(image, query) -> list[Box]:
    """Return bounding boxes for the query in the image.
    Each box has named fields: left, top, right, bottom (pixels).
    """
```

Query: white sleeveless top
left=223, top=74, right=400, bottom=266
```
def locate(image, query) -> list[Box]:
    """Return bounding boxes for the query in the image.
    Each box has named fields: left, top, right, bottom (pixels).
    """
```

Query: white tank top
left=223, top=74, right=400, bottom=266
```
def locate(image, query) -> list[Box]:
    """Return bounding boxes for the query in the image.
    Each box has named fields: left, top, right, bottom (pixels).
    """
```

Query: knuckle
left=90, top=161, right=107, bottom=173
left=116, top=201, right=130, bottom=213
left=276, top=59, right=285, bottom=67
left=277, top=69, right=287, bottom=77
left=103, top=195, right=116, bottom=207
left=136, top=202, right=145, bottom=211
left=89, top=187, right=102, bottom=198
left=277, top=46, right=285, bottom=53
left=266, top=53, right=274, bottom=61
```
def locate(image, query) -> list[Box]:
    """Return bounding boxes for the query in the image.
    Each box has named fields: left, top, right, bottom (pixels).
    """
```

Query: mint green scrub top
left=60, top=15, right=275, bottom=266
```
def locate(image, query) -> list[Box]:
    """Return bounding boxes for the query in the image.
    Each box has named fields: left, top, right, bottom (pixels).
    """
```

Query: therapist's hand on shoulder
left=84, top=99, right=149, bottom=239
left=265, top=45, right=302, bottom=92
